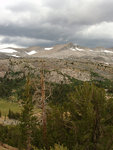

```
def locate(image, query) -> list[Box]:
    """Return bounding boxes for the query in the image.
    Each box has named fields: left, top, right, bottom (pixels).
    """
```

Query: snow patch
left=45, top=47, right=53, bottom=50
left=26, top=50, right=37, bottom=55
left=103, top=50, right=113, bottom=53
left=76, top=47, right=84, bottom=51
left=0, top=49, right=17, bottom=53
left=105, top=62, right=109, bottom=65
left=70, top=48, right=76, bottom=51
left=12, top=55, right=20, bottom=58
left=70, top=47, right=85, bottom=52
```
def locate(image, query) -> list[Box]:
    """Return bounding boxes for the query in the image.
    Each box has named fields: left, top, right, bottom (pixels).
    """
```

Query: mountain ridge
left=0, top=42, right=113, bottom=64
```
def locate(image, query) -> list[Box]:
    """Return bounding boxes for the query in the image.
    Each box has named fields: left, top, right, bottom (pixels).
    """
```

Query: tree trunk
left=41, top=65, right=47, bottom=148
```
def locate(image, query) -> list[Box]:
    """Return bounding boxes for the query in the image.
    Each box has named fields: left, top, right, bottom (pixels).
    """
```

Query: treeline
left=0, top=75, right=26, bottom=98
left=0, top=78, right=113, bottom=150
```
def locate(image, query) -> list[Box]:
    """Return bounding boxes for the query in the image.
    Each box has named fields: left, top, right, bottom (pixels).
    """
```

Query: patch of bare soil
left=0, top=143, right=18, bottom=150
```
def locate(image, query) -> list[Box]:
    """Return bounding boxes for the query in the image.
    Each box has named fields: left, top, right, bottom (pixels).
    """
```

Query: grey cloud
left=79, top=38, right=113, bottom=48
left=44, top=0, right=113, bottom=25
left=0, top=0, right=113, bottom=48
left=8, top=2, right=37, bottom=12
left=8, top=0, right=113, bottom=26
left=0, top=24, right=70, bottom=41
left=1, top=36, right=55, bottom=47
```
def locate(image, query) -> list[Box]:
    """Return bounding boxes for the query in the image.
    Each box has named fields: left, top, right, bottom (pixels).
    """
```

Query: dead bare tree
left=40, top=64, right=47, bottom=147
left=32, top=60, right=52, bottom=149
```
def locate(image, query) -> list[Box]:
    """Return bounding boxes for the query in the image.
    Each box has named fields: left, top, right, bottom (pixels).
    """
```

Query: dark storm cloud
left=0, top=0, right=113, bottom=47
left=0, top=24, right=72, bottom=41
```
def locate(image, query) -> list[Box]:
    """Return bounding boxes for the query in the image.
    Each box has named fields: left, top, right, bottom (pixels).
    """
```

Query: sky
left=0, top=0, right=113, bottom=48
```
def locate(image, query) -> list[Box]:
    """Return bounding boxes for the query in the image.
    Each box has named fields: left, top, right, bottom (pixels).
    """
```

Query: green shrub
left=8, top=109, right=20, bottom=120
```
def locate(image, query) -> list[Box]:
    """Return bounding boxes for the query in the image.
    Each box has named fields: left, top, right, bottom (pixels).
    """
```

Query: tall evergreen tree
left=20, top=75, right=35, bottom=150
left=68, top=83, right=106, bottom=150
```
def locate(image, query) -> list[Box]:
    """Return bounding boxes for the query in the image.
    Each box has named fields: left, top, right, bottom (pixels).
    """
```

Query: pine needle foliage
left=20, top=75, right=36, bottom=150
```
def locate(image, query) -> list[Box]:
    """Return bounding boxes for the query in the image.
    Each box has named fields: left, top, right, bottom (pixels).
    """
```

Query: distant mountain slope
left=0, top=43, right=113, bottom=64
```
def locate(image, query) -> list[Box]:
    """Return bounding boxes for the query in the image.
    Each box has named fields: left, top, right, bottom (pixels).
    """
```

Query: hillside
left=0, top=57, right=113, bottom=83
left=0, top=44, right=113, bottom=150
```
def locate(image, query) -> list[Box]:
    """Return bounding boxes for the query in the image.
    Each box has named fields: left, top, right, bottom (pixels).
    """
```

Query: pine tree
left=68, top=83, right=106, bottom=150
left=20, top=75, right=35, bottom=150
left=40, top=64, right=47, bottom=148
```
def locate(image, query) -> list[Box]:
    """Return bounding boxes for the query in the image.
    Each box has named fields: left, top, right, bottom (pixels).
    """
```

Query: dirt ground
left=0, top=143, right=18, bottom=150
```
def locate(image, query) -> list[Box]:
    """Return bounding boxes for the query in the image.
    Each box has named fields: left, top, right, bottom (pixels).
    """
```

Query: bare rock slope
left=0, top=43, right=113, bottom=64
left=0, top=43, right=113, bottom=82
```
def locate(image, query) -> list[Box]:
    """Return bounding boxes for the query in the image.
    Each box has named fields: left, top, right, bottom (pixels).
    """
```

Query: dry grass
left=0, top=99, right=21, bottom=116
